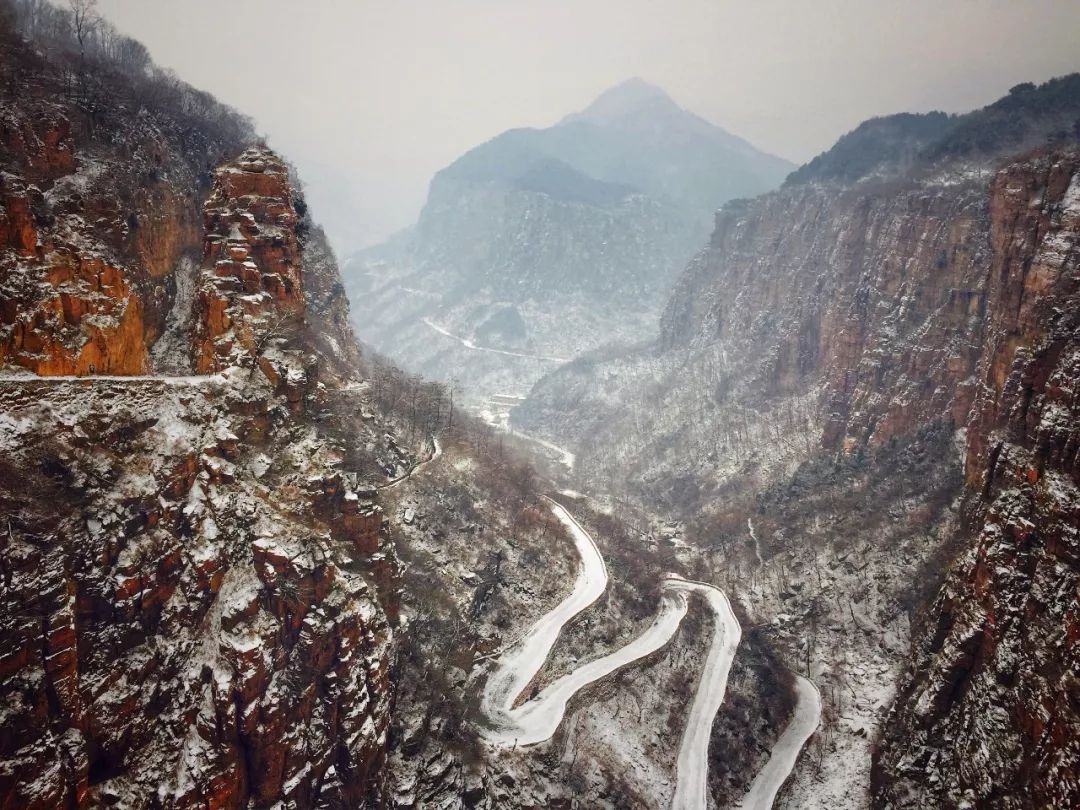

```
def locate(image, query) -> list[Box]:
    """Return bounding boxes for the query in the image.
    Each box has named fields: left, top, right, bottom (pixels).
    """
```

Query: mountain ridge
left=345, top=77, right=793, bottom=411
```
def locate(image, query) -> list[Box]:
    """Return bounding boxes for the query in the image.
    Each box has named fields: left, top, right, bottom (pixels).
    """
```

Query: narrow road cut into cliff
left=0, top=373, right=228, bottom=384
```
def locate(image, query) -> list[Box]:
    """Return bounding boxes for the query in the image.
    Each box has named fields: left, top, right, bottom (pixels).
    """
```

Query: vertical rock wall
left=874, top=151, right=1080, bottom=809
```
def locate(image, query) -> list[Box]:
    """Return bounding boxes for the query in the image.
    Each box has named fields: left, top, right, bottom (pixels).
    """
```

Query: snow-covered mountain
left=514, top=74, right=1080, bottom=808
left=343, top=79, right=793, bottom=409
left=0, top=13, right=799, bottom=809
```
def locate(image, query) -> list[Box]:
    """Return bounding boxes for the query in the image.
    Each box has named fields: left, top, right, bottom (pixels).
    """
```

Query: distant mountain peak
left=585, top=77, right=676, bottom=110
left=555, top=78, right=794, bottom=174
left=561, top=77, right=684, bottom=127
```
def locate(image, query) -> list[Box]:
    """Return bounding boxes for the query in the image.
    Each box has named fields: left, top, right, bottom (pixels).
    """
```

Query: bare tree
left=68, top=0, right=98, bottom=68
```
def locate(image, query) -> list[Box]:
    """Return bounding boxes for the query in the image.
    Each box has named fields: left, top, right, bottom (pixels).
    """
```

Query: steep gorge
left=3, top=3, right=1079, bottom=807
left=517, top=79, right=1080, bottom=808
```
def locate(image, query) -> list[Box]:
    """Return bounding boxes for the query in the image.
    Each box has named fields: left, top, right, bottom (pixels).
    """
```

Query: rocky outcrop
left=0, top=131, right=408, bottom=807
left=195, top=146, right=306, bottom=373
left=0, top=161, right=151, bottom=374
left=0, top=26, right=245, bottom=377
left=873, top=151, right=1080, bottom=809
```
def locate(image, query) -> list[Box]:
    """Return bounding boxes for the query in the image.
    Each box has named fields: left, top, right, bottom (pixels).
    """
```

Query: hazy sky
left=97, top=0, right=1080, bottom=253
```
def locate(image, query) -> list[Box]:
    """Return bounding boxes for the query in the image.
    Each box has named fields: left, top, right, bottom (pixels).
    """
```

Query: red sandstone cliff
left=194, top=146, right=306, bottom=374
left=0, top=15, right=403, bottom=809
left=0, top=22, right=239, bottom=377
left=873, top=150, right=1080, bottom=809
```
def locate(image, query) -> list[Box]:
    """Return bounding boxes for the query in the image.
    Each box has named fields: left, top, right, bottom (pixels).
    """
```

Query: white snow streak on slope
left=670, top=578, right=743, bottom=810
left=738, top=675, right=821, bottom=810
left=748, top=517, right=763, bottom=566
left=422, top=317, right=569, bottom=363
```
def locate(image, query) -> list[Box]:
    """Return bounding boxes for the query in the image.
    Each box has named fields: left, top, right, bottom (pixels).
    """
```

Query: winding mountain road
left=738, top=675, right=821, bottom=809
left=479, top=499, right=752, bottom=809
left=480, top=497, right=608, bottom=744
left=478, top=496, right=821, bottom=809
left=670, top=578, right=742, bottom=810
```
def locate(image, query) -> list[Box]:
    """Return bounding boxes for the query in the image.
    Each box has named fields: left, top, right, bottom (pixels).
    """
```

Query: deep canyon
left=0, top=3, right=1078, bottom=810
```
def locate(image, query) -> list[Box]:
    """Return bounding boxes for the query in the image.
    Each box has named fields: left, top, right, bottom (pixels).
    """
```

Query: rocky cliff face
left=0, top=371, right=397, bottom=809
left=659, top=168, right=990, bottom=455
left=874, top=151, right=1080, bottom=809
left=0, top=14, right=248, bottom=377
left=194, top=146, right=306, bottom=373
left=0, top=16, right=407, bottom=809
left=514, top=165, right=992, bottom=509
left=0, top=140, right=408, bottom=809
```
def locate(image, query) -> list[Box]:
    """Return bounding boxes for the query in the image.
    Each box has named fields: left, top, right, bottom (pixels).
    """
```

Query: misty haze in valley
left=1, top=2, right=1079, bottom=810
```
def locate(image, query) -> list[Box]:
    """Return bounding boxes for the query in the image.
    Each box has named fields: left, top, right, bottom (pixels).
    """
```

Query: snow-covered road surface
left=480, top=498, right=608, bottom=744
left=479, top=502, right=747, bottom=810
left=478, top=409, right=576, bottom=470
left=738, top=675, right=821, bottom=810
left=516, top=431, right=576, bottom=471
left=670, top=578, right=743, bottom=810
left=473, top=493, right=817, bottom=810
left=485, top=583, right=692, bottom=747
left=423, top=317, right=569, bottom=363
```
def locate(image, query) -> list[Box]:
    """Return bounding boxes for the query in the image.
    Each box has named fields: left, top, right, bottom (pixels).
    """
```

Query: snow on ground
left=150, top=256, right=199, bottom=374
left=479, top=499, right=776, bottom=810
left=478, top=407, right=577, bottom=471
left=480, top=499, right=608, bottom=744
